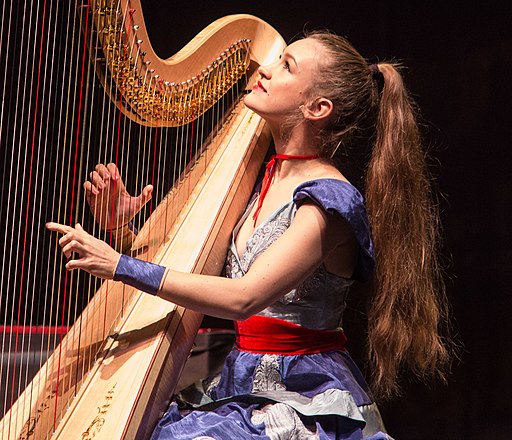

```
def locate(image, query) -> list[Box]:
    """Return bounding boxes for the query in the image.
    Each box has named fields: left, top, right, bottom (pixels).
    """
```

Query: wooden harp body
left=0, top=1, right=284, bottom=438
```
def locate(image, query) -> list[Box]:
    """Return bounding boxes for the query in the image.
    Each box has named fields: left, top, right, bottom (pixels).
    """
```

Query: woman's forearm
left=157, top=270, right=263, bottom=321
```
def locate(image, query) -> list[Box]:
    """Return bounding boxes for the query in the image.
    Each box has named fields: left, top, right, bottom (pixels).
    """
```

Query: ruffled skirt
left=151, top=349, right=391, bottom=439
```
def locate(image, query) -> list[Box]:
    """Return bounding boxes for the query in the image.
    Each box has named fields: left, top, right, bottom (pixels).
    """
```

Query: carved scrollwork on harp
left=88, top=0, right=252, bottom=126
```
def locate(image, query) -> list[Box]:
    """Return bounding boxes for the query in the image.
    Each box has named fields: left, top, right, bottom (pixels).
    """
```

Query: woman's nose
left=257, top=63, right=271, bottom=79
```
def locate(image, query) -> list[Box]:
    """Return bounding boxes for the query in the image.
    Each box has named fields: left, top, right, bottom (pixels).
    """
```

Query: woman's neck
left=272, top=125, right=318, bottom=156
left=273, top=155, right=327, bottom=183
left=271, top=128, right=324, bottom=180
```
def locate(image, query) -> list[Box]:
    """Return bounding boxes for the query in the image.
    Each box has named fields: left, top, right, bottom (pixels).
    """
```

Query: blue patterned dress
left=151, top=179, right=391, bottom=440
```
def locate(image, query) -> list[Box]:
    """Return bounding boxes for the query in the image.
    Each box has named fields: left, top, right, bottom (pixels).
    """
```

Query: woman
left=47, top=31, right=449, bottom=439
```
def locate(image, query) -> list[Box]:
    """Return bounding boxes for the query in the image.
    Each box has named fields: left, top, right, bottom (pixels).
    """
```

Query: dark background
left=140, top=1, right=512, bottom=438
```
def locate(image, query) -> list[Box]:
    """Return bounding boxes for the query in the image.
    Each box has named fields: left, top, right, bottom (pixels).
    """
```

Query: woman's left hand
left=46, top=222, right=121, bottom=279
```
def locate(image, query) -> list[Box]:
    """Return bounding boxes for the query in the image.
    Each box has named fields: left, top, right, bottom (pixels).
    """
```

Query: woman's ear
left=300, top=97, right=333, bottom=124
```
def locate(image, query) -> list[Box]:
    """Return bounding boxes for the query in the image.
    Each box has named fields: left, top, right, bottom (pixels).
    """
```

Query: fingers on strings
left=85, top=163, right=120, bottom=195
left=46, top=222, right=85, bottom=262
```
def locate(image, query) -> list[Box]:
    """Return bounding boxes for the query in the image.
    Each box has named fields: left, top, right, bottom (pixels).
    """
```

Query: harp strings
left=3, top=0, right=49, bottom=427
left=0, top=0, right=58, bottom=430
left=48, top=0, right=85, bottom=431
left=62, top=0, right=99, bottom=414
left=0, top=0, right=21, bottom=422
left=0, top=0, right=248, bottom=434
left=26, top=0, right=66, bottom=431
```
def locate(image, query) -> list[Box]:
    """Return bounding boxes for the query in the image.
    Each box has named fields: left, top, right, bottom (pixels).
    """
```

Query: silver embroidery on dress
left=280, top=264, right=325, bottom=304
left=252, top=354, right=286, bottom=393
left=251, top=403, right=319, bottom=440
left=241, top=216, right=290, bottom=272
left=226, top=214, right=290, bottom=279
left=225, top=249, right=243, bottom=279
left=202, top=374, right=221, bottom=398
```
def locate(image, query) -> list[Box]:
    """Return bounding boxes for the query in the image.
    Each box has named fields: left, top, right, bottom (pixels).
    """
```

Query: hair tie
left=369, top=63, right=380, bottom=76
left=369, top=63, right=384, bottom=93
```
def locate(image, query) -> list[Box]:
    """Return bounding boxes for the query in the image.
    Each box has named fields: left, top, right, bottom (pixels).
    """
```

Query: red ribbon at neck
left=252, top=153, right=320, bottom=226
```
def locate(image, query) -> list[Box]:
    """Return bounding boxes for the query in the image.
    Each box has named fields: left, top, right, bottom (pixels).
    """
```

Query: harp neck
left=89, top=2, right=285, bottom=126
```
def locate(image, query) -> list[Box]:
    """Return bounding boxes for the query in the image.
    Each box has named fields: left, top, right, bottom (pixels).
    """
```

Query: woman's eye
left=278, top=54, right=290, bottom=71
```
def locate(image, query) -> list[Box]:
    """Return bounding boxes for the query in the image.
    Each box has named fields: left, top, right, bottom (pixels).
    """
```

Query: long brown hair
left=307, top=31, right=451, bottom=398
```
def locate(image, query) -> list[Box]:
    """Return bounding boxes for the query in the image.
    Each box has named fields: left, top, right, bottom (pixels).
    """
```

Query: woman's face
left=244, top=38, right=325, bottom=124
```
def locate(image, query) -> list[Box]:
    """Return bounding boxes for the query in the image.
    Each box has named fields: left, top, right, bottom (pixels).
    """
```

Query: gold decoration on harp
left=19, top=391, right=56, bottom=439
left=81, top=384, right=117, bottom=440
left=89, top=1, right=251, bottom=126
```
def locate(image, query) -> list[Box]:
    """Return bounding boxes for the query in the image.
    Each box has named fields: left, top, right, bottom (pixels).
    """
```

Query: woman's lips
left=253, top=80, right=267, bottom=93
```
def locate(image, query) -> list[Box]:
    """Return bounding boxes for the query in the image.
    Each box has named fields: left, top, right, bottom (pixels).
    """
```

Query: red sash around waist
left=235, top=315, right=347, bottom=355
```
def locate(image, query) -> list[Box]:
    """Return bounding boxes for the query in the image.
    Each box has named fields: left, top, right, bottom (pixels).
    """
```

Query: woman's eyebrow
left=282, top=51, right=298, bottom=68
left=288, top=54, right=298, bottom=67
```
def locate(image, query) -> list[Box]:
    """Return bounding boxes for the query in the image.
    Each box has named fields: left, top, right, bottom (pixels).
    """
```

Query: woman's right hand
left=83, top=163, right=153, bottom=230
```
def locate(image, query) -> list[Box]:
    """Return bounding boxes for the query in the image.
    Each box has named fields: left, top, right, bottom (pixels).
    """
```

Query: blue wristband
left=127, top=221, right=138, bottom=235
left=113, top=254, right=166, bottom=295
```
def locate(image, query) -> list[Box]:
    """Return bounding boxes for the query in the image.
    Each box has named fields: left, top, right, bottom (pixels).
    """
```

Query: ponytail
left=365, top=63, right=450, bottom=397
left=304, top=32, right=451, bottom=398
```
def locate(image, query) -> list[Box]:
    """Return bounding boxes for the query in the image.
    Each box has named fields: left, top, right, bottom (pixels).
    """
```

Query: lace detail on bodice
left=242, top=216, right=290, bottom=272
left=281, top=263, right=326, bottom=304
left=226, top=213, right=290, bottom=280
left=225, top=250, right=243, bottom=280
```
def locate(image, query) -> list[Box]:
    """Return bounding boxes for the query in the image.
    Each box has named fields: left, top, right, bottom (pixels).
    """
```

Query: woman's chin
left=243, top=93, right=254, bottom=108
left=243, top=95, right=265, bottom=117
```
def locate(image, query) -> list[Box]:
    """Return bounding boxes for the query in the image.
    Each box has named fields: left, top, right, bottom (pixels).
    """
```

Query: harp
left=0, top=1, right=284, bottom=438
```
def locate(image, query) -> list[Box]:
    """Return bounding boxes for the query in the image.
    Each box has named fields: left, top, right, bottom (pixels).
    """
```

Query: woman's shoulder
left=293, top=178, right=374, bottom=282
left=293, top=178, right=365, bottom=213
